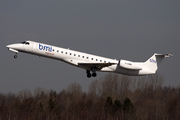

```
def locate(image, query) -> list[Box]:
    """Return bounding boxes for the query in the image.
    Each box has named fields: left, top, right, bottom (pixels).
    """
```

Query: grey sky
left=0, top=1, right=179, bottom=93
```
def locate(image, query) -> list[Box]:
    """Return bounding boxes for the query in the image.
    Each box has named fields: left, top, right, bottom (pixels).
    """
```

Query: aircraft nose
left=6, top=44, right=19, bottom=49
left=6, top=44, right=15, bottom=48
left=6, top=43, right=24, bottom=52
left=6, top=44, right=12, bottom=48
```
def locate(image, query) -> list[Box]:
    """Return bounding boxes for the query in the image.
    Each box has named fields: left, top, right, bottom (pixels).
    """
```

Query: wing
left=78, top=63, right=116, bottom=70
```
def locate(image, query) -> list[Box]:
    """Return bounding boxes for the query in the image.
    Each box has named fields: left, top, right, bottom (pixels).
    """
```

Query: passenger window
left=82, top=56, right=84, bottom=58
left=66, top=52, right=67, bottom=54
left=74, top=54, right=76, bottom=56
left=57, top=50, right=59, bottom=52
left=61, top=51, right=63, bottom=53
left=87, top=57, right=88, bottom=59
left=91, top=58, right=93, bottom=60
left=25, top=42, right=29, bottom=45
left=100, top=60, right=102, bottom=62
left=70, top=53, right=72, bottom=55
left=78, top=55, right=80, bottom=57
left=104, top=61, right=106, bottom=63
left=96, top=59, right=98, bottom=61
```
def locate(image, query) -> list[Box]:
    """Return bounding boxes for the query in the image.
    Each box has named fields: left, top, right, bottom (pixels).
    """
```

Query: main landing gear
left=86, top=70, right=97, bottom=78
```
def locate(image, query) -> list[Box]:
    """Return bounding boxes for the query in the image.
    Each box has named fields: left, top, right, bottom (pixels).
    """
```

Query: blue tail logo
left=150, top=59, right=156, bottom=63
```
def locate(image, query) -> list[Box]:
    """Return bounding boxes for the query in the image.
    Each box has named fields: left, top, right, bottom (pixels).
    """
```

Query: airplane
left=6, top=41, right=172, bottom=78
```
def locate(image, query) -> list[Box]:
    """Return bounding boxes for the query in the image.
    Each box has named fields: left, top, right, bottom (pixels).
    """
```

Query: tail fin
left=143, top=53, right=173, bottom=73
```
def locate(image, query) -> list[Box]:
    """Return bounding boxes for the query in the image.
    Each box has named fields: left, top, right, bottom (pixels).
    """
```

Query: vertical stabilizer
left=143, top=53, right=172, bottom=73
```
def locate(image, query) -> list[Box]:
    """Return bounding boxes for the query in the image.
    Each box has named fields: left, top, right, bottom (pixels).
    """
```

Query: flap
left=78, top=63, right=116, bottom=70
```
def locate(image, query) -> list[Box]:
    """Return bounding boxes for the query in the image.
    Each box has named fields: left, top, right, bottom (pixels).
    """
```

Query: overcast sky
left=0, top=1, right=179, bottom=94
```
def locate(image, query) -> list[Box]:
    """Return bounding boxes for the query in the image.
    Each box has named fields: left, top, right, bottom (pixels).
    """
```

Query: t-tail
left=143, top=53, right=173, bottom=74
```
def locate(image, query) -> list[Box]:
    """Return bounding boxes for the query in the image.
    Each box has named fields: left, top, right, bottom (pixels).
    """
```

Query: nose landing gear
left=14, top=54, right=18, bottom=59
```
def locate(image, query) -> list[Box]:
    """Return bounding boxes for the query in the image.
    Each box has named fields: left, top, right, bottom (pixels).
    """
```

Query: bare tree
left=0, top=73, right=179, bottom=120
left=88, top=79, right=100, bottom=100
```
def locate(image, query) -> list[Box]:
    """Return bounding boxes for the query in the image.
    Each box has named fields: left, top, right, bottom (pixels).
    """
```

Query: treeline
left=0, top=73, right=180, bottom=120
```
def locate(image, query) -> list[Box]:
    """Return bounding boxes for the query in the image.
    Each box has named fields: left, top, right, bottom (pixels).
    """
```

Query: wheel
left=14, top=55, right=17, bottom=58
left=92, top=72, right=97, bottom=77
left=86, top=70, right=90, bottom=74
left=87, top=74, right=91, bottom=78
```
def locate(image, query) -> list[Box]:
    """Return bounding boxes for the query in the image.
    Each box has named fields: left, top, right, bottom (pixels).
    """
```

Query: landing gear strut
left=86, top=70, right=97, bottom=78
left=86, top=70, right=91, bottom=78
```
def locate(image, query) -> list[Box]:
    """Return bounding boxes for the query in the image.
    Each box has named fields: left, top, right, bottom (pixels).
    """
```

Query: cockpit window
left=21, top=41, right=30, bottom=45
left=21, top=41, right=26, bottom=44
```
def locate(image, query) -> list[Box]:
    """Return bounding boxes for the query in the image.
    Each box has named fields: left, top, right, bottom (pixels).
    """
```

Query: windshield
left=21, top=41, right=26, bottom=44
left=21, top=41, right=30, bottom=45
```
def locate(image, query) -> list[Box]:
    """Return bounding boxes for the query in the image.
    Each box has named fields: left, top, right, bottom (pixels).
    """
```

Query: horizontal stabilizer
left=155, top=53, right=173, bottom=58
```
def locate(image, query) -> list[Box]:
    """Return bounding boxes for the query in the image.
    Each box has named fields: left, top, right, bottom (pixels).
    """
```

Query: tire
left=87, top=74, right=91, bottom=78
left=92, top=73, right=97, bottom=77
left=14, top=55, right=17, bottom=58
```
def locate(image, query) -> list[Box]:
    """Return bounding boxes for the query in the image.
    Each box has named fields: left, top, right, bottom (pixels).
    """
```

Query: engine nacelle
left=119, top=60, right=142, bottom=70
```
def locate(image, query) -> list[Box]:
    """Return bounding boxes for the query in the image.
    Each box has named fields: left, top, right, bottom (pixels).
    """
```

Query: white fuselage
left=7, top=41, right=171, bottom=77
left=20, top=41, right=118, bottom=71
